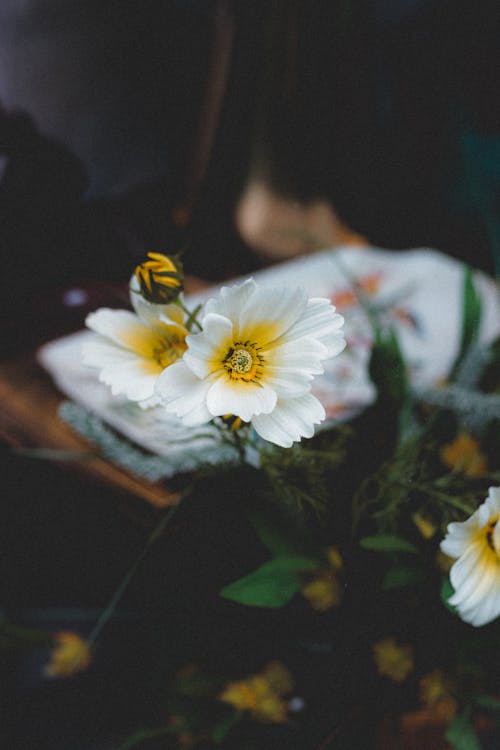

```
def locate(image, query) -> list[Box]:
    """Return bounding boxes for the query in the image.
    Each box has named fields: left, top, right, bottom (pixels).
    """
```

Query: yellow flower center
left=153, top=335, right=187, bottom=368
left=485, top=516, right=499, bottom=555
left=223, top=342, right=262, bottom=381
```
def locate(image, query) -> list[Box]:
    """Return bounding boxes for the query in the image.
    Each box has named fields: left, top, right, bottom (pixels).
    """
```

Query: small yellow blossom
left=419, top=670, right=458, bottom=721
left=135, top=252, right=184, bottom=304
left=219, top=661, right=294, bottom=724
left=412, top=512, right=437, bottom=539
left=440, top=432, right=487, bottom=477
left=44, top=631, right=92, bottom=679
left=301, top=546, right=343, bottom=612
left=221, top=414, right=245, bottom=431
left=373, top=638, right=414, bottom=683
left=302, top=572, right=342, bottom=612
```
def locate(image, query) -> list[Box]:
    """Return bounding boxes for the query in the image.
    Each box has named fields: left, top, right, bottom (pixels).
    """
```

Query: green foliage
left=212, top=709, right=243, bottom=744
left=368, top=325, right=408, bottom=406
left=114, top=727, right=175, bottom=750
left=382, top=564, right=425, bottom=590
left=448, top=268, right=483, bottom=383
left=441, top=578, right=458, bottom=615
left=260, top=428, right=352, bottom=515
left=445, top=708, right=482, bottom=750
left=219, top=556, right=319, bottom=608
left=359, top=534, right=418, bottom=554
left=473, top=695, right=500, bottom=713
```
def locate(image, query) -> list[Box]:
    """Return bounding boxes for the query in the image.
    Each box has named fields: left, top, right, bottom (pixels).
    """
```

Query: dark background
left=1, top=2, right=500, bottom=748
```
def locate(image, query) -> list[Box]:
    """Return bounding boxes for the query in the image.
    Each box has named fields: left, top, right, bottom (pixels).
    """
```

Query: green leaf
left=445, top=708, right=482, bottom=750
left=441, top=578, right=458, bottom=615
left=368, top=325, right=408, bottom=405
left=219, top=556, right=318, bottom=608
left=448, top=267, right=483, bottom=382
left=212, top=710, right=243, bottom=744
left=382, top=565, right=425, bottom=590
left=114, top=727, right=174, bottom=750
left=246, top=507, right=304, bottom=557
left=359, top=535, right=418, bottom=554
left=473, top=694, right=500, bottom=712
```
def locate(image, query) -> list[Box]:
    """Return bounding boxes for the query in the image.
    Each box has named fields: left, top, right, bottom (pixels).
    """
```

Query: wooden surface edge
left=0, top=354, right=179, bottom=508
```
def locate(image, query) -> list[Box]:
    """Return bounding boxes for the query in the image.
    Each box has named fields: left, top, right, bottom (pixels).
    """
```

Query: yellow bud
left=326, top=546, right=343, bottom=571
left=134, top=252, right=184, bottom=304
left=412, top=512, right=437, bottom=539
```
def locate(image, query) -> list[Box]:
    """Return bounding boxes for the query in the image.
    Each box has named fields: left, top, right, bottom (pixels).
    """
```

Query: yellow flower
left=419, top=670, right=458, bottom=721
left=373, top=638, right=414, bottom=683
left=135, top=252, right=184, bottom=304
left=441, top=432, right=487, bottom=477
left=44, top=631, right=92, bottom=679
left=302, top=572, right=342, bottom=612
left=219, top=661, right=294, bottom=724
left=301, top=546, right=343, bottom=612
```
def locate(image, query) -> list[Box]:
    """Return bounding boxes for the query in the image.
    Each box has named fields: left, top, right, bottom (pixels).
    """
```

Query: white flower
left=155, top=278, right=345, bottom=447
left=83, top=277, right=188, bottom=407
left=441, top=486, right=500, bottom=627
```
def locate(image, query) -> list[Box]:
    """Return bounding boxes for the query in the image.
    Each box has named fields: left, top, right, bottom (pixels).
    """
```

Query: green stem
left=178, top=299, right=202, bottom=331
left=398, top=481, right=475, bottom=516
left=231, top=428, right=247, bottom=465
left=87, top=501, right=180, bottom=646
left=115, top=726, right=177, bottom=750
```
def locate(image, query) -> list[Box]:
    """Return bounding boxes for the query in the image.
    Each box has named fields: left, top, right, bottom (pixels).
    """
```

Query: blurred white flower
left=441, top=486, right=500, bottom=626
left=83, top=277, right=188, bottom=407
left=155, top=278, right=345, bottom=447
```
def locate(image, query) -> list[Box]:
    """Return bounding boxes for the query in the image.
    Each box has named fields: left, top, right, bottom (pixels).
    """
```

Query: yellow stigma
left=223, top=342, right=262, bottom=381
left=229, top=348, right=253, bottom=373
left=153, top=334, right=187, bottom=368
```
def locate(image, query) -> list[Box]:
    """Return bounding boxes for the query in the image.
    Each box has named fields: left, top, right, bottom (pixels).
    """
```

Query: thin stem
left=87, top=501, right=180, bottom=646
left=115, top=726, right=176, bottom=750
left=178, top=299, right=202, bottom=331
left=397, top=481, right=475, bottom=516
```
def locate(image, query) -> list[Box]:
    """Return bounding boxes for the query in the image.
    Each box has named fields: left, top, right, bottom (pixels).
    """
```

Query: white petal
left=183, top=313, right=233, bottom=378
left=266, top=337, right=328, bottom=374
left=98, top=358, right=161, bottom=402
left=449, top=543, right=500, bottom=626
left=440, top=518, right=478, bottom=559
left=450, top=543, right=492, bottom=606
left=283, top=297, right=346, bottom=356
left=85, top=309, right=154, bottom=353
left=155, top=361, right=212, bottom=425
left=239, top=284, right=308, bottom=345
left=83, top=337, right=137, bottom=368
left=203, top=278, right=257, bottom=329
left=261, top=366, right=314, bottom=397
left=252, top=393, right=325, bottom=448
left=206, top=376, right=277, bottom=422
left=482, top=486, right=500, bottom=521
